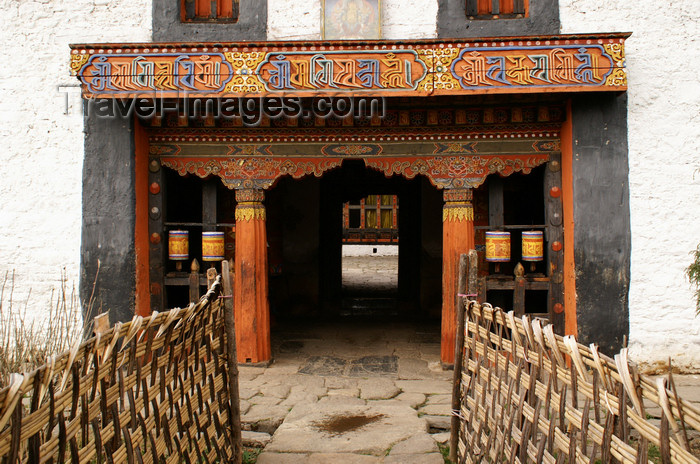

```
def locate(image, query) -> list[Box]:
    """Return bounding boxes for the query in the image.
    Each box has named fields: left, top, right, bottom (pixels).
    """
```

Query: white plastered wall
left=560, top=1, right=700, bottom=370
left=2, top=0, right=696, bottom=370
left=0, top=0, right=151, bottom=324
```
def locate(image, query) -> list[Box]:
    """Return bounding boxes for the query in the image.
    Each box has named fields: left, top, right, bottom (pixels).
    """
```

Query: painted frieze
left=71, top=34, right=628, bottom=98
left=445, top=43, right=626, bottom=93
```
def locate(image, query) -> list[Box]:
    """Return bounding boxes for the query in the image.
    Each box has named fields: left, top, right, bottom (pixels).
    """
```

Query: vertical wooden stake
left=206, top=267, right=217, bottom=289
left=222, top=259, right=242, bottom=464
left=468, top=250, right=478, bottom=298
left=93, top=312, right=111, bottom=336
left=450, top=252, right=471, bottom=463
left=189, top=259, right=200, bottom=303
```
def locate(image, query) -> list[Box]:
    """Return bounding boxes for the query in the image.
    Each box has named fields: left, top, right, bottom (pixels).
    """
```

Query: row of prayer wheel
left=485, top=230, right=544, bottom=263
left=168, top=230, right=225, bottom=262
left=170, top=229, right=542, bottom=265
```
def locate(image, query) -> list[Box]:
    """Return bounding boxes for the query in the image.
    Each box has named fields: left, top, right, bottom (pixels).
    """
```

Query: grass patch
left=648, top=443, right=661, bottom=464
left=0, top=269, right=87, bottom=388
left=437, top=443, right=453, bottom=463
left=243, top=447, right=263, bottom=464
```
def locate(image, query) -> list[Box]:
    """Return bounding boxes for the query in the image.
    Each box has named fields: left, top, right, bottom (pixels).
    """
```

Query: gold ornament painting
left=322, top=0, right=381, bottom=40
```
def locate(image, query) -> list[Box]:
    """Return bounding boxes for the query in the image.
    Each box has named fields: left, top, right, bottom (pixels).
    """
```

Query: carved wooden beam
left=70, top=33, right=629, bottom=99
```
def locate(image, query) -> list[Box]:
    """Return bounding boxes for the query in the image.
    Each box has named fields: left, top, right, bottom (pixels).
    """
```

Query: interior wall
left=420, top=178, right=444, bottom=319
left=269, top=177, right=321, bottom=319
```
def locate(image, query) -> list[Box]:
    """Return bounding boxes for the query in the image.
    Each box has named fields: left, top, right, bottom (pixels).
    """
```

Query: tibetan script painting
left=77, top=53, right=234, bottom=95
left=256, top=50, right=427, bottom=92
left=322, top=0, right=381, bottom=40
left=448, top=44, right=623, bottom=91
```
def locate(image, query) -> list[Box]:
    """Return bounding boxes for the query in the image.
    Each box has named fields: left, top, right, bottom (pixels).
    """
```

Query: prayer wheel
left=168, top=230, right=189, bottom=261
left=485, top=231, right=511, bottom=262
left=202, top=231, right=225, bottom=261
left=522, top=230, right=544, bottom=262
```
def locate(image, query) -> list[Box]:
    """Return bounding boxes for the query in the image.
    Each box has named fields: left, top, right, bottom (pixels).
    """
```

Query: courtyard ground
left=237, top=252, right=700, bottom=462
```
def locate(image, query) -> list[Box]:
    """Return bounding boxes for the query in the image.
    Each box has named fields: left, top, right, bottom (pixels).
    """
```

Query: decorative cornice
left=147, top=128, right=562, bottom=144
left=160, top=152, right=550, bottom=190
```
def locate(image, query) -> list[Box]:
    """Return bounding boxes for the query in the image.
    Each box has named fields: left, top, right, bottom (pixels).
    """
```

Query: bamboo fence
left=454, top=298, right=700, bottom=463
left=0, top=273, right=243, bottom=463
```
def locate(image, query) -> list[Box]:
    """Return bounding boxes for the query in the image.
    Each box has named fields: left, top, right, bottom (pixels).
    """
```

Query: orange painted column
left=234, top=189, right=271, bottom=363
left=441, top=188, right=475, bottom=365
left=561, top=100, right=578, bottom=337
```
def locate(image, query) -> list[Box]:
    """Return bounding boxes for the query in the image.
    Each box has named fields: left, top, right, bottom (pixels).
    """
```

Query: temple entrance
left=143, top=95, right=568, bottom=364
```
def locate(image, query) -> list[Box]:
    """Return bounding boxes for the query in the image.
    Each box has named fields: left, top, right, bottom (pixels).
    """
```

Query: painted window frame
left=466, top=0, right=529, bottom=19
left=180, top=0, right=239, bottom=23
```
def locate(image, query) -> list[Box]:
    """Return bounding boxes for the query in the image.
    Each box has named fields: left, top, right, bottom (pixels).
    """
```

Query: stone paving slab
left=418, top=403, right=451, bottom=416
left=383, top=453, right=445, bottom=463
left=388, top=434, right=439, bottom=455
left=395, top=379, right=452, bottom=395
left=307, top=453, right=384, bottom=463
left=424, top=415, right=451, bottom=431
left=242, top=430, right=272, bottom=447
left=359, top=378, right=401, bottom=400
left=256, top=452, right=311, bottom=464
left=265, top=402, right=428, bottom=455
left=395, top=392, right=427, bottom=409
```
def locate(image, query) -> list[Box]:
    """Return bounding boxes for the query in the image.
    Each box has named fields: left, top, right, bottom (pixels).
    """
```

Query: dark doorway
left=319, top=160, right=424, bottom=320
left=265, top=160, right=442, bottom=326
left=340, top=193, right=400, bottom=316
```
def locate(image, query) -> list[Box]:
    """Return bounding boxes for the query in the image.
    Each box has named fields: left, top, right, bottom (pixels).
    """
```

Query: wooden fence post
left=222, top=260, right=242, bottom=463
left=450, top=252, right=471, bottom=463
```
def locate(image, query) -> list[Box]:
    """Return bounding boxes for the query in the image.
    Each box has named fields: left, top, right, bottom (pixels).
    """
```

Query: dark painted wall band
left=81, top=112, right=136, bottom=324
left=571, top=93, right=631, bottom=354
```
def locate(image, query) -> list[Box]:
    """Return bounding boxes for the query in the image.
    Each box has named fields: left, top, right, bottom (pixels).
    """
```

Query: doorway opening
left=316, top=160, right=435, bottom=322
left=341, top=194, right=400, bottom=317
left=265, top=161, right=442, bottom=366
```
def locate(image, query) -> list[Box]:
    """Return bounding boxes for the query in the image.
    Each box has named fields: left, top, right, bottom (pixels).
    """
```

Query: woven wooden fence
left=0, top=270, right=243, bottom=463
left=453, top=296, right=700, bottom=463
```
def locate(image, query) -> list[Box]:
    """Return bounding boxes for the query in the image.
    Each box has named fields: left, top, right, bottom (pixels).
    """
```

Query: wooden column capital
left=235, top=189, right=266, bottom=222
left=235, top=188, right=265, bottom=203
left=443, top=187, right=473, bottom=203
left=443, top=187, right=474, bottom=223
